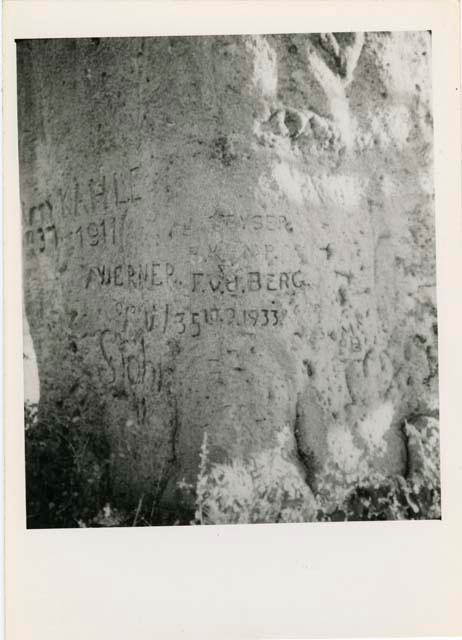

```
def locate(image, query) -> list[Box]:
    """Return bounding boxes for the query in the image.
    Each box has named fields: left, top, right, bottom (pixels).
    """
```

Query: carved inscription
left=85, top=262, right=175, bottom=289
left=23, top=165, right=143, bottom=259
left=99, top=329, right=161, bottom=423
left=114, top=302, right=287, bottom=337
left=86, top=265, right=308, bottom=293
left=58, top=166, right=142, bottom=218
left=23, top=200, right=57, bottom=255
left=26, top=163, right=315, bottom=383
left=208, top=209, right=294, bottom=233
left=72, top=216, right=123, bottom=249
left=100, top=330, right=159, bottom=387
left=191, top=270, right=307, bottom=294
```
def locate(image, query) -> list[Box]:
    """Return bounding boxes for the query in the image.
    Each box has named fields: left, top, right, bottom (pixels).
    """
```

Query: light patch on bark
left=271, top=162, right=305, bottom=206
left=245, top=35, right=278, bottom=98
left=327, top=425, right=363, bottom=474
left=357, top=400, right=394, bottom=455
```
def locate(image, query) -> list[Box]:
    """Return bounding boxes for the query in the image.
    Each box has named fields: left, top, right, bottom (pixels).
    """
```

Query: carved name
left=191, top=270, right=307, bottom=294
left=85, top=262, right=175, bottom=289
left=58, top=166, right=142, bottom=218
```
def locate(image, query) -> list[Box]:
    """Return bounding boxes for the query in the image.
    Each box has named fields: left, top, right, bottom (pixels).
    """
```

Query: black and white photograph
left=17, top=31, right=441, bottom=528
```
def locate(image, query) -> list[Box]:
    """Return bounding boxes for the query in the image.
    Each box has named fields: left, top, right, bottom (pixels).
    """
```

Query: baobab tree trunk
left=17, top=33, right=437, bottom=518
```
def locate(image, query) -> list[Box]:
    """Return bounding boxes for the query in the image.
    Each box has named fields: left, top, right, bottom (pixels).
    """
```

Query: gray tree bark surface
left=18, top=33, right=437, bottom=515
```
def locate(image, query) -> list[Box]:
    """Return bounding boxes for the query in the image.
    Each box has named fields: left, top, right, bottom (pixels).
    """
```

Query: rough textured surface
left=18, top=33, right=438, bottom=513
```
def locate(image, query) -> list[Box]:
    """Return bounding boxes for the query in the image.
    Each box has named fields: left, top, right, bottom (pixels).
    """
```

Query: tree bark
left=18, top=33, right=437, bottom=515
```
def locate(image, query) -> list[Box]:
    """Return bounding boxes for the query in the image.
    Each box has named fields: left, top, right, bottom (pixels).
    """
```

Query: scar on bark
left=293, top=395, right=318, bottom=490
